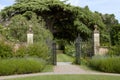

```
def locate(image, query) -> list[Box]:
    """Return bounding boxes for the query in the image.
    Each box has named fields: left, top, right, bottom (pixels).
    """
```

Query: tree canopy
left=0, top=0, right=118, bottom=42
left=110, top=24, right=120, bottom=45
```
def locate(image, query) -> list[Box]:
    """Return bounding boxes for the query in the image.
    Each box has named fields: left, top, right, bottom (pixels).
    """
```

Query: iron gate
left=46, top=35, right=93, bottom=65
left=75, top=35, right=93, bottom=64
left=46, top=38, right=57, bottom=65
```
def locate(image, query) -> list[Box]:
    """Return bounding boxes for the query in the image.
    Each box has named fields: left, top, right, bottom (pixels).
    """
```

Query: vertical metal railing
left=75, top=34, right=81, bottom=64
left=52, top=41, right=57, bottom=65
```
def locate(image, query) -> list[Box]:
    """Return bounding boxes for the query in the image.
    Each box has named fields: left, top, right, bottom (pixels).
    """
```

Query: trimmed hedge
left=88, top=56, right=120, bottom=73
left=0, top=58, right=46, bottom=75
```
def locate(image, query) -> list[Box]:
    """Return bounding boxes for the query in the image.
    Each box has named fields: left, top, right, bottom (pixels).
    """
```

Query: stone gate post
left=27, top=25, right=33, bottom=45
left=93, top=25, right=100, bottom=55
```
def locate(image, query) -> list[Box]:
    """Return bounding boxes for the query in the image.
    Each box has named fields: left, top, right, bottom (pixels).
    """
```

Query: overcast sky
left=0, top=0, right=120, bottom=22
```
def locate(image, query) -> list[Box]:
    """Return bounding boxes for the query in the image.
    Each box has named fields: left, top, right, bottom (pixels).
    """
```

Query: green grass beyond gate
left=57, top=53, right=74, bottom=62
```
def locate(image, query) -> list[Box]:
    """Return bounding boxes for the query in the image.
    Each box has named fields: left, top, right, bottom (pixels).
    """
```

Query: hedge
left=88, top=56, right=120, bottom=73
left=0, top=58, right=46, bottom=75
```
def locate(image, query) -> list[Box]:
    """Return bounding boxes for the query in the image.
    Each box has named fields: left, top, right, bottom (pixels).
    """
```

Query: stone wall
left=99, top=47, right=109, bottom=55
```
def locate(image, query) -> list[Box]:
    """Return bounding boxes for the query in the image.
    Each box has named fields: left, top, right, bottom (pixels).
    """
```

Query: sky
left=0, top=0, right=120, bottom=22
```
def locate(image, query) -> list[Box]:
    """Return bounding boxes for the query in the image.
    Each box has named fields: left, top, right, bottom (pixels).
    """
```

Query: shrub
left=64, top=41, right=93, bottom=57
left=80, top=57, right=90, bottom=65
left=64, top=43, right=75, bottom=57
left=108, top=45, right=120, bottom=56
left=15, top=42, right=50, bottom=61
left=14, top=45, right=27, bottom=57
left=0, top=41, right=13, bottom=58
left=0, top=58, right=46, bottom=75
left=88, top=56, right=120, bottom=73
left=27, top=43, right=50, bottom=60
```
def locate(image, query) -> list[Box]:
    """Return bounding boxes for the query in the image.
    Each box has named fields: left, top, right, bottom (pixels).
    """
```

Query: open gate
left=75, top=34, right=93, bottom=64
left=46, top=38, right=57, bottom=65
left=46, top=34, right=93, bottom=65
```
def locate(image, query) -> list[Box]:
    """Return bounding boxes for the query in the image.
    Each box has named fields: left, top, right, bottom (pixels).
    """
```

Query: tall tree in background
left=110, top=24, right=120, bottom=45
left=95, top=12, right=119, bottom=46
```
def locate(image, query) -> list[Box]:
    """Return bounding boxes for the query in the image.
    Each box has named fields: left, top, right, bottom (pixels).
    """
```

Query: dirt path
left=0, top=62, right=120, bottom=80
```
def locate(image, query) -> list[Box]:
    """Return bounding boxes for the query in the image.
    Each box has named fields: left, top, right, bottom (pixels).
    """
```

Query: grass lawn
left=42, top=65, right=53, bottom=72
left=8, top=74, right=120, bottom=80
left=57, top=53, right=74, bottom=62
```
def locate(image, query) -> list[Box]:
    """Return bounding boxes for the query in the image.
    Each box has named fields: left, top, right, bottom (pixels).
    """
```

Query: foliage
left=100, top=13, right=118, bottom=25
left=95, top=12, right=118, bottom=46
left=76, top=6, right=105, bottom=30
left=27, top=43, right=50, bottom=60
left=0, top=0, right=119, bottom=47
left=0, top=0, right=107, bottom=42
left=0, top=25, right=11, bottom=40
left=14, top=45, right=27, bottom=57
left=8, top=15, right=28, bottom=42
left=108, top=45, right=120, bottom=56
left=15, top=42, right=50, bottom=61
left=0, top=40, right=13, bottom=58
left=1, top=11, right=53, bottom=43
left=110, top=24, right=120, bottom=45
left=23, top=11, right=53, bottom=42
left=100, top=32, right=110, bottom=46
left=64, top=40, right=93, bottom=58
left=64, top=42, right=75, bottom=57
left=72, top=57, right=90, bottom=65
left=80, top=57, right=90, bottom=65
left=88, top=56, right=120, bottom=73
left=0, top=58, right=46, bottom=75
left=55, top=39, right=68, bottom=50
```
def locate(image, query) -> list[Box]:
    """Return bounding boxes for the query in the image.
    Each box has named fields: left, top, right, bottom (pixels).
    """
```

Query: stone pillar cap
left=27, top=25, right=33, bottom=33
left=94, top=25, right=99, bottom=33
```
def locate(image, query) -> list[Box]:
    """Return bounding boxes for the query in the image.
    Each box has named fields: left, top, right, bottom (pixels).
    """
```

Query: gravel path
left=0, top=62, right=120, bottom=80
left=54, top=62, right=90, bottom=74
